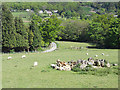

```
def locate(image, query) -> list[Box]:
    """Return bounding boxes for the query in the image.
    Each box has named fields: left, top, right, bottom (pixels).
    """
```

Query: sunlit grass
left=2, top=41, right=118, bottom=88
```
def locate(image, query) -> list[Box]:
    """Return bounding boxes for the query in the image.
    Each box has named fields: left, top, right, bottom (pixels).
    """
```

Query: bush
left=10, top=49, right=15, bottom=53
left=72, top=64, right=118, bottom=76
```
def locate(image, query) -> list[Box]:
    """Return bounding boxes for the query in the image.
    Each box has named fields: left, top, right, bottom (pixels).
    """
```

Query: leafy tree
left=61, top=12, right=65, bottom=18
left=59, top=20, right=89, bottom=42
left=42, top=15, right=62, bottom=46
left=65, top=10, right=72, bottom=18
left=104, top=17, right=120, bottom=48
left=88, top=14, right=120, bottom=49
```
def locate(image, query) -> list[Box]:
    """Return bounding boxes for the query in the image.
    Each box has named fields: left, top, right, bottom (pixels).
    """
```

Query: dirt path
left=42, top=42, right=57, bottom=53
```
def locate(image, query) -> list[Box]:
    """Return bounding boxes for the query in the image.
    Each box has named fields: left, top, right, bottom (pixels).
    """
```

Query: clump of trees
left=2, top=2, right=120, bottom=53
left=88, top=14, right=120, bottom=49
left=6, top=2, right=120, bottom=19
left=2, top=4, right=62, bottom=52
left=58, top=20, right=90, bottom=42
left=59, top=14, right=120, bottom=49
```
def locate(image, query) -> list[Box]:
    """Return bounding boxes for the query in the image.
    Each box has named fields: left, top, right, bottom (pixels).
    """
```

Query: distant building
left=44, top=10, right=52, bottom=16
left=86, top=14, right=91, bottom=17
left=90, top=10, right=96, bottom=13
left=46, top=11, right=52, bottom=14
left=53, top=10, right=58, bottom=13
left=26, top=9, right=30, bottom=12
left=38, top=10, right=43, bottom=14
left=114, top=15, right=118, bottom=17
left=31, top=10, right=34, bottom=12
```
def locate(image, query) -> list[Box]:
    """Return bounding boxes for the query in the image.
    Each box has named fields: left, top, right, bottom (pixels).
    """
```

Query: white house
left=46, top=11, right=52, bottom=14
left=38, top=10, right=43, bottom=14
left=44, top=10, right=52, bottom=16
left=26, top=9, right=30, bottom=12
left=114, top=15, right=118, bottom=17
left=53, top=10, right=58, bottom=13
left=90, top=10, right=96, bottom=13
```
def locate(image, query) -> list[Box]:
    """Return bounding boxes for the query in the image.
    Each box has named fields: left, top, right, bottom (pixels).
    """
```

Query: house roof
left=38, top=10, right=43, bottom=13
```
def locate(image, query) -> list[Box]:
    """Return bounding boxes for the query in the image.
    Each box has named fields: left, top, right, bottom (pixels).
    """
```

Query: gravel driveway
left=42, top=42, right=57, bottom=53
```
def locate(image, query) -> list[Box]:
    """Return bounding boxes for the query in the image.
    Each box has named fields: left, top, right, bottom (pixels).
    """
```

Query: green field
left=12, top=12, right=31, bottom=25
left=2, top=41, right=118, bottom=88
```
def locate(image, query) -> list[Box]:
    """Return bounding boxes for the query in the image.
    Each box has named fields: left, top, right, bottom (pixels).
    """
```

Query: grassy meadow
left=2, top=41, right=118, bottom=88
left=12, top=12, right=31, bottom=25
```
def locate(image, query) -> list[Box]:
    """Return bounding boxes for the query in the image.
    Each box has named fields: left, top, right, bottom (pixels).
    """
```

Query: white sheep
left=22, top=55, right=26, bottom=58
left=86, top=53, right=88, bottom=55
left=34, top=62, right=38, bottom=67
left=59, top=67, right=65, bottom=71
left=8, top=56, right=12, bottom=60
left=55, top=66, right=60, bottom=70
left=51, top=64, right=56, bottom=68
left=106, top=62, right=110, bottom=67
left=102, top=53, right=104, bottom=55
left=81, top=47, right=83, bottom=49
left=95, top=55, right=98, bottom=57
left=63, top=65, right=71, bottom=71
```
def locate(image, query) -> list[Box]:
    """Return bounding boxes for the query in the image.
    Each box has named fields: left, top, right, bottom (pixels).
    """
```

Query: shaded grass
left=72, top=65, right=118, bottom=76
left=2, top=41, right=118, bottom=88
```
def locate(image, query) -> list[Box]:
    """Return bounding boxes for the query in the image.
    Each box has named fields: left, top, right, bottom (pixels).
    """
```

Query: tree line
left=2, top=4, right=62, bottom=52
left=59, top=14, right=120, bottom=49
left=2, top=3, right=120, bottom=53
left=5, top=2, right=120, bottom=19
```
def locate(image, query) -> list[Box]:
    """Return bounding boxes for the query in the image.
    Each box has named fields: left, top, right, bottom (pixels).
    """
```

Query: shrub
left=72, top=64, right=118, bottom=76
left=10, top=49, right=15, bottom=53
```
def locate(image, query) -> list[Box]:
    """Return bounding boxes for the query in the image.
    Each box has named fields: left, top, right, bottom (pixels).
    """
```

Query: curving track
left=42, top=42, right=57, bottom=53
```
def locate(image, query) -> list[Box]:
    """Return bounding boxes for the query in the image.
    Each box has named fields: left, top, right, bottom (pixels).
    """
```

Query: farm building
left=38, top=10, right=43, bottom=14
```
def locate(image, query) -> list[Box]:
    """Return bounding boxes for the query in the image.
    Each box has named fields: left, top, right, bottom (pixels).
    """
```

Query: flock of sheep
left=7, top=52, right=115, bottom=70
left=7, top=55, right=26, bottom=59
left=51, top=58, right=117, bottom=71
left=7, top=55, right=38, bottom=67
left=51, top=53, right=117, bottom=71
left=86, top=53, right=109, bottom=57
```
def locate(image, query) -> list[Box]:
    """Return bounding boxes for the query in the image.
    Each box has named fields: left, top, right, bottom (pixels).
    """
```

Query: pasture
left=2, top=41, right=118, bottom=88
left=12, top=12, right=31, bottom=25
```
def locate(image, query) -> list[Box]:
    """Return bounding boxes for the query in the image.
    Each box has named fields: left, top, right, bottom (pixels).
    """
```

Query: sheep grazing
left=22, top=55, right=26, bottom=58
left=80, top=63, right=87, bottom=69
left=55, top=66, right=60, bottom=70
left=81, top=47, right=83, bottom=49
left=95, top=55, right=98, bottom=57
left=102, top=53, right=104, bottom=55
left=88, top=57, right=93, bottom=61
left=51, top=64, right=56, bottom=68
left=8, top=56, right=12, bottom=60
left=34, top=62, right=38, bottom=67
left=63, top=65, right=71, bottom=71
left=106, top=62, right=110, bottom=67
left=51, top=57, right=117, bottom=71
left=59, top=67, right=65, bottom=71
left=86, top=53, right=88, bottom=55
left=113, top=64, right=117, bottom=66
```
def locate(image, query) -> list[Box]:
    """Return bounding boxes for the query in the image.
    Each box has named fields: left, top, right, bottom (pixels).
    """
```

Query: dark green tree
left=14, top=17, right=29, bottom=51
left=2, top=3, right=16, bottom=52
left=29, top=15, right=43, bottom=51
